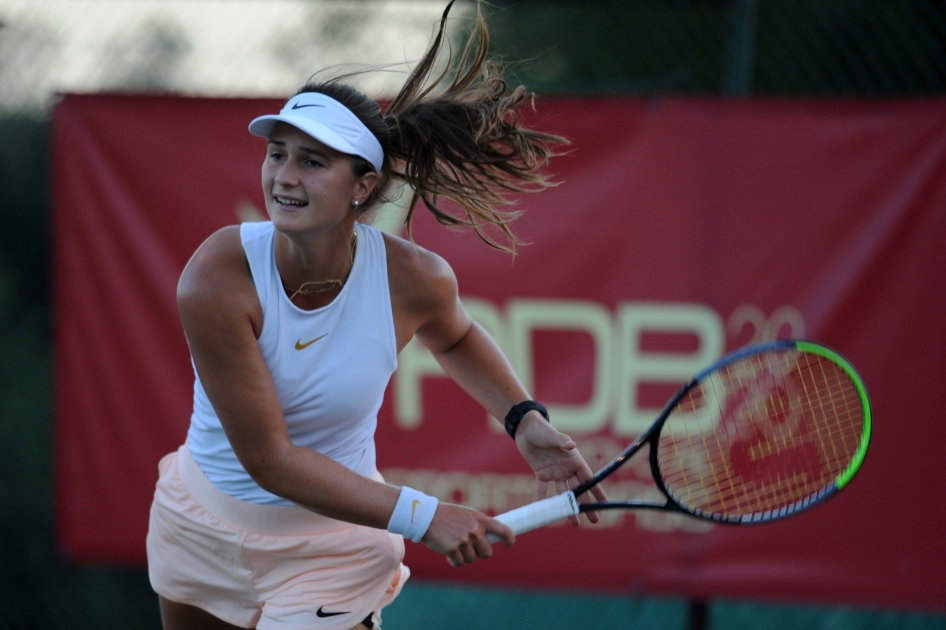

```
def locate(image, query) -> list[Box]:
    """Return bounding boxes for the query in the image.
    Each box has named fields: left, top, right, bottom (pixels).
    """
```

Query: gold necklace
left=282, top=231, right=358, bottom=301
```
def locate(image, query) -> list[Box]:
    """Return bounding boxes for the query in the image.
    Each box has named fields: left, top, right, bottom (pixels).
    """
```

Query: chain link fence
left=487, top=0, right=946, bottom=96
left=1, top=1, right=945, bottom=628
left=0, top=0, right=463, bottom=111
left=3, top=1, right=944, bottom=114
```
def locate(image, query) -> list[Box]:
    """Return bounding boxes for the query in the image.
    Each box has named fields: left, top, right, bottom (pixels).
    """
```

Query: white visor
left=248, top=92, right=384, bottom=172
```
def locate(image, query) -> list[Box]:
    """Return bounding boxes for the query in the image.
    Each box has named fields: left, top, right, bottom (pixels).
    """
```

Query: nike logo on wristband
left=316, top=606, right=349, bottom=618
left=411, top=499, right=421, bottom=523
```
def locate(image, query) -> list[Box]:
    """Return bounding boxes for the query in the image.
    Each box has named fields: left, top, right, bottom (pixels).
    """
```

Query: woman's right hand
left=421, top=503, right=514, bottom=567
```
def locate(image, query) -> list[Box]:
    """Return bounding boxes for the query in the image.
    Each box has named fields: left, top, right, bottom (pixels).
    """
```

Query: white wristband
left=386, top=486, right=438, bottom=543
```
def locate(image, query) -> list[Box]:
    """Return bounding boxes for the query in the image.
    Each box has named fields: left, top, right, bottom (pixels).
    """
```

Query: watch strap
left=504, top=400, right=550, bottom=439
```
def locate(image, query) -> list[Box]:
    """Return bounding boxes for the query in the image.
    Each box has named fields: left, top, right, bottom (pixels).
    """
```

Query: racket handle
left=487, top=491, right=579, bottom=543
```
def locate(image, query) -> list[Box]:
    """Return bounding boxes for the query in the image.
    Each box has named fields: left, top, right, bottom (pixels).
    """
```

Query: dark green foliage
left=0, top=114, right=49, bottom=319
left=0, top=115, right=163, bottom=629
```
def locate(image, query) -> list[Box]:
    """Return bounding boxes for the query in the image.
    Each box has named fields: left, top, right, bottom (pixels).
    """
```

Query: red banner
left=53, top=94, right=946, bottom=610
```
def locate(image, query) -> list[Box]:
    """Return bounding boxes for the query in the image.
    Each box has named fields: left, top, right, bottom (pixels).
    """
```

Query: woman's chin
left=269, top=208, right=313, bottom=233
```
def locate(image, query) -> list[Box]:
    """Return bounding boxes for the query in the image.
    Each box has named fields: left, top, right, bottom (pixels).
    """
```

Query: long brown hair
left=297, top=1, right=567, bottom=252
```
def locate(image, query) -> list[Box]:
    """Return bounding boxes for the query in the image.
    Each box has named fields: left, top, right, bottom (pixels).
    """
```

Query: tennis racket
left=489, top=339, right=871, bottom=540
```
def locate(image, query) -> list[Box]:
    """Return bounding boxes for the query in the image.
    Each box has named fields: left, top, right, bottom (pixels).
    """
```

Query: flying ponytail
left=297, top=1, right=567, bottom=252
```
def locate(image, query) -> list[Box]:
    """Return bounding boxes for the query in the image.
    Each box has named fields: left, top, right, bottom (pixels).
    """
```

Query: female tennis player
left=146, top=4, right=606, bottom=629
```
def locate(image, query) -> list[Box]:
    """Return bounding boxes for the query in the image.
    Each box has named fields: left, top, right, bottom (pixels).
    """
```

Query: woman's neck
left=274, top=223, right=358, bottom=307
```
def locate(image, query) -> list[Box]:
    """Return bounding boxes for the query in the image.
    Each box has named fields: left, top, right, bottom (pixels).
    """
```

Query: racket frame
left=570, top=339, right=872, bottom=524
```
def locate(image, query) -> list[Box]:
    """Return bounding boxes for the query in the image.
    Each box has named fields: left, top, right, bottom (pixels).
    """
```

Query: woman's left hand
left=514, top=411, right=608, bottom=525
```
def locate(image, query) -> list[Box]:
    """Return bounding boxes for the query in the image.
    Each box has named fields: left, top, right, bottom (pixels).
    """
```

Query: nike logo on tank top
left=186, top=222, right=398, bottom=505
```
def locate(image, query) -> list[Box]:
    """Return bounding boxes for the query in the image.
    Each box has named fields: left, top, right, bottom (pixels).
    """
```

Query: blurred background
left=2, top=0, right=945, bottom=628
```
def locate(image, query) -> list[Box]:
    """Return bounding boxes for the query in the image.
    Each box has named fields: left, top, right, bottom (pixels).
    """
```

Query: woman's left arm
left=400, top=244, right=607, bottom=522
left=427, top=318, right=608, bottom=522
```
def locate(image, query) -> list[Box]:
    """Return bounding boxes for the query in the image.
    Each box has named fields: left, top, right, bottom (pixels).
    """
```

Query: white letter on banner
left=393, top=297, right=504, bottom=430
left=614, top=303, right=724, bottom=437
left=507, top=300, right=613, bottom=434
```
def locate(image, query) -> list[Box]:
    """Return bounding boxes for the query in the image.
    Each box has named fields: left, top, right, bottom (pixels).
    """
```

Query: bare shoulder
left=381, top=230, right=458, bottom=315
left=178, top=226, right=261, bottom=329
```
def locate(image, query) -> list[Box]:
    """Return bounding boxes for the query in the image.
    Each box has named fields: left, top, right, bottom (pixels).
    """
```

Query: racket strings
left=691, top=357, right=860, bottom=512
left=698, top=354, right=858, bottom=512
left=658, top=350, right=863, bottom=519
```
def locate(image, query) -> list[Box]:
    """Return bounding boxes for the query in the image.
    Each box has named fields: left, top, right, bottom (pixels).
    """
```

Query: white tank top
left=186, top=221, right=398, bottom=505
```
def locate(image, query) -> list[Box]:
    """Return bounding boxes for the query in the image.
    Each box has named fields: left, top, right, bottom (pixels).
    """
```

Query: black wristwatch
left=504, top=400, right=550, bottom=439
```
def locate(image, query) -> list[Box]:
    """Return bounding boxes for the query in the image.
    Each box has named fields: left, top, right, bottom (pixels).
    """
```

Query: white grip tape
left=487, top=491, right=579, bottom=543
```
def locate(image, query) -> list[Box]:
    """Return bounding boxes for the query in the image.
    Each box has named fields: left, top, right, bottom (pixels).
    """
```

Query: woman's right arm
left=177, top=227, right=512, bottom=566
left=177, top=227, right=400, bottom=528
